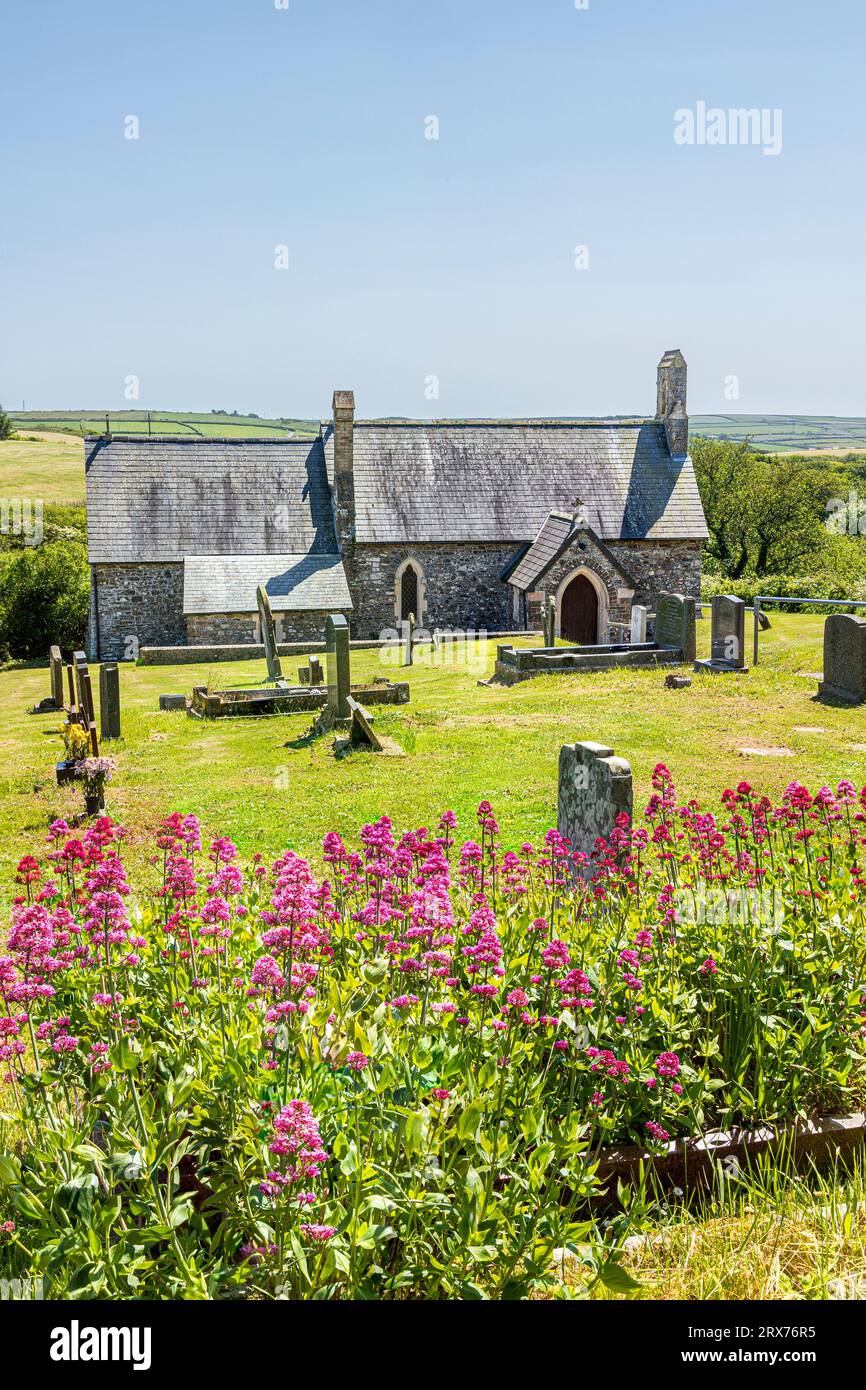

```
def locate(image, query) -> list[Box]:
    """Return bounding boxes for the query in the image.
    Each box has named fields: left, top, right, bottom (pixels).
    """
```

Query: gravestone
left=159, top=694, right=186, bottom=711
left=325, top=613, right=351, bottom=720
left=73, top=652, right=100, bottom=755
left=818, top=614, right=866, bottom=703
left=695, top=595, right=748, bottom=674
left=542, top=595, right=556, bottom=648
left=654, top=593, right=696, bottom=662
left=298, top=666, right=311, bottom=685
left=256, top=585, right=283, bottom=683
left=347, top=695, right=384, bottom=751
left=557, top=741, right=633, bottom=871
left=665, top=673, right=692, bottom=689
left=630, top=605, right=647, bottom=644
left=309, top=656, right=324, bottom=685
left=99, top=663, right=121, bottom=740
left=403, top=613, right=415, bottom=667
left=49, top=646, right=64, bottom=708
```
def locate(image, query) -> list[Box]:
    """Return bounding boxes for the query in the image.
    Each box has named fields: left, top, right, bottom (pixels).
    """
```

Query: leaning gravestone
left=695, top=595, right=747, bottom=673
left=309, top=656, right=324, bottom=685
left=654, top=593, right=697, bottom=663
left=818, top=614, right=866, bottom=703
left=630, top=605, right=647, bottom=644
left=557, top=741, right=633, bottom=872
left=326, top=613, right=351, bottom=720
left=50, top=646, right=64, bottom=708
left=256, top=585, right=283, bottom=683
left=99, top=663, right=121, bottom=740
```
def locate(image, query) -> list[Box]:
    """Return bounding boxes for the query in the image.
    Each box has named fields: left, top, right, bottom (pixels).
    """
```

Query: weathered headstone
left=347, top=696, right=383, bottom=751
left=99, top=663, right=121, bottom=740
left=50, top=646, right=64, bottom=708
left=159, top=693, right=186, bottom=711
left=654, top=593, right=696, bottom=662
left=630, top=605, right=647, bottom=644
left=557, top=741, right=633, bottom=871
left=665, top=673, right=692, bottom=689
left=325, top=613, right=351, bottom=720
left=256, top=585, right=283, bottom=683
left=695, top=594, right=748, bottom=673
left=298, top=666, right=310, bottom=685
left=309, top=656, right=324, bottom=685
left=818, top=614, right=866, bottom=703
left=403, top=613, right=415, bottom=667
left=542, top=595, right=557, bottom=648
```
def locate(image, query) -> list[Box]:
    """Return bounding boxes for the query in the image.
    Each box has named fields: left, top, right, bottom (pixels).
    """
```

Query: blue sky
left=1, top=0, right=864, bottom=419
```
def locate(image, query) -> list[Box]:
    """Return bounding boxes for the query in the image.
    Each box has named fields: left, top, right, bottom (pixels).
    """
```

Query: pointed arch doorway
left=559, top=572, right=599, bottom=644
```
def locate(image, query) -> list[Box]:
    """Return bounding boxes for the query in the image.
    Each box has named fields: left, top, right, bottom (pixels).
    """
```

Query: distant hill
left=691, top=415, right=866, bottom=454
left=10, top=410, right=866, bottom=456
left=9, top=410, right=319, bottom=440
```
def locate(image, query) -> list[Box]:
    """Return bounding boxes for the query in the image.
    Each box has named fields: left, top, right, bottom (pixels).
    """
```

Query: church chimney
left=332, top=389, right=356, bottom=551
left=656, top=350, right=688, bottom=456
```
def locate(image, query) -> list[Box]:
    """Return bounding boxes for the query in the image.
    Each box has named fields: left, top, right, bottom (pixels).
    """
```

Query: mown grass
left=0, top=432, right=85, bottom=505
left=2, top=614, right=865, bottom=896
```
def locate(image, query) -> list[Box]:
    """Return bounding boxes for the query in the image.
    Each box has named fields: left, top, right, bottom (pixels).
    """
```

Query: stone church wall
left=351, top=543, right=517, bottom=638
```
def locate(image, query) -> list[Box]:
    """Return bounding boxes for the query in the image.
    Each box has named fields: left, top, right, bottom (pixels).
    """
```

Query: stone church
left=85, top=350, right=707, bottom=659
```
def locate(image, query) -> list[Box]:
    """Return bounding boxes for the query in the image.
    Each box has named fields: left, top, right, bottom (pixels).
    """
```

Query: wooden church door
left=560, top=574, right=598, bottom=644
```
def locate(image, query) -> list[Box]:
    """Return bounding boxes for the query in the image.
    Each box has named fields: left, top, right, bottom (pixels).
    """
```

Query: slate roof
left=508, top=512, right=576, bottom=590
left=323, top=420, right=708, bottom=544
left=85, top=437, right=336, bottom=564
left=182, top=553, right=352, bottom=615
left=509, top=513, right=639, bottom=592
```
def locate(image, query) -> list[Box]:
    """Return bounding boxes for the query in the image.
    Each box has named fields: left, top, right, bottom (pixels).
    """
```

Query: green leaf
left=597, top=1260, right=642, bottom=1294
left=0, top=1153, right=21, bottom=1185
left=56, top=1173, right=99, bottom=1221
left=457, top=1101, right=484, bottom=1142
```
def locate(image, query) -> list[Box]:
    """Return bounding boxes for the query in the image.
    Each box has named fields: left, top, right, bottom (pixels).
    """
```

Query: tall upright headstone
left=696, top=594, right=747, bottom=673
left=326, top=613, right=351, bottom=720
left=818, top=614, right=866, bottom=703
left=654, top=593, right=696, bottom=663
left=403, top=613, right=415, bottom=667
left=557, top=741, right=633, bottom=873
left=256, top=585, right=283, bottom=682
left=99, top=663, right=121, bottom=740
left=630, top=605, right=647, bottom=644
left=49, top=646, right=64, bottom=708
left=543, top=595, right=556, bottom=648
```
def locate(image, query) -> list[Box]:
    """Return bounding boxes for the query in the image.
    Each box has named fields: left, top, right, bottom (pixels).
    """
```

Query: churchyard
left=2, top=613, right=865, bottom=888
left=3, top=608, right=866, bottom=1301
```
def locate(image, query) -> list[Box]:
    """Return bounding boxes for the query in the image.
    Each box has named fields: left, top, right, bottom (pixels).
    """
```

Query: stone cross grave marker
left=818, top=614, right=866, bottom=703
left=630, top=605, right=647, bottom=644
left=654, top=593, right=696, bottom=662
left=326, top=613, right=351, bottom=720
left=99, top=663, right=121, bottom=740
left=557, top=740, right=633, bottom=873
left=256, top=585, right=283, bottom=683
left=49, top=646, right=64, bottom=708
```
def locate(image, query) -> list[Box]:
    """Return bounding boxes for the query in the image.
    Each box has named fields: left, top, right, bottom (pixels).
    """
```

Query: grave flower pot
left=84, top=790, right=105, bottom=816
left=55, top=759, right=79, bottom=787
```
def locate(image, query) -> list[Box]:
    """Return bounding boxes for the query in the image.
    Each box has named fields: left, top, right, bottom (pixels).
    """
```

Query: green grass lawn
left=3, top=614, right=865, bottom=890
left=0, top=431, right=86, bottom=505
left=8, top=411, right=318, bottom=439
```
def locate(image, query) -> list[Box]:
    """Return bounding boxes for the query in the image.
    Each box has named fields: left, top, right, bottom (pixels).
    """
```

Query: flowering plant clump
left=1, top=770, right=865, bottom=1299
left=58, top=722, right=89, bottom=762
left=76, top=756, right=117, bottom=795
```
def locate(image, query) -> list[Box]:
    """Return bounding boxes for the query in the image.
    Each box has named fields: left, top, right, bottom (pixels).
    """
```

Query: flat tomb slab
left=189, top=679, right=409, bottom=719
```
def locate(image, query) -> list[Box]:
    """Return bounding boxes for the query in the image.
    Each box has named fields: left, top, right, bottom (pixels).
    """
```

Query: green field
left=8, top=410, right=318, bottom=439
left=10, top=410, right=866, bottom=455
left=0, top=431, right=85, bottom=505
left=4, top=616, right=865, bottom=890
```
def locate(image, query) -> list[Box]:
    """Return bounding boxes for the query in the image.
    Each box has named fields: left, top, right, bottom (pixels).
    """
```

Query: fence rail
left=753, top=594, right=866, bottom=665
